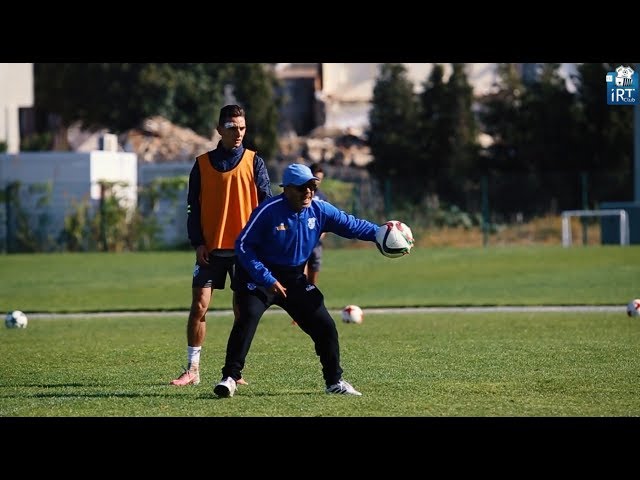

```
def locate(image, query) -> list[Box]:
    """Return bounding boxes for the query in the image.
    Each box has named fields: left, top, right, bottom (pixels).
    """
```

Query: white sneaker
left=214, top=377, right=237, bottom=398
left=325, top=379, right=362, bottom=396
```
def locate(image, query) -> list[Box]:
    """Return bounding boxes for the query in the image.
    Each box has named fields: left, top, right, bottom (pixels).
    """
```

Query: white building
left=0, top=63, right=33, bottom=153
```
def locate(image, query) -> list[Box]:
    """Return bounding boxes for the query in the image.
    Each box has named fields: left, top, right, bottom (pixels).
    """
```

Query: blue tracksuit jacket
left=236, top=193, right=379, bottom=288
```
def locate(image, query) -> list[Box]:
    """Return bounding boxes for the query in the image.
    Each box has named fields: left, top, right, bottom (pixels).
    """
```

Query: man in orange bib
left=171, top=104, right=272, bottom=387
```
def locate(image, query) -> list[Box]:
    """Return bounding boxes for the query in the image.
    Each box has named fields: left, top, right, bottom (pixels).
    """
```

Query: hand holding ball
left=375, top=220, right=414, bottom=258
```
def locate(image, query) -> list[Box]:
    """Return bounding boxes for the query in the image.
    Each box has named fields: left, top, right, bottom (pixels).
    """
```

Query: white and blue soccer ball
left=341, top=305, right=364, bottom=324
left=627, top=299, right=640, bottom=318
left=375, top=220, right=414, bottom=258
left=5, top=310, right=28, bottom=329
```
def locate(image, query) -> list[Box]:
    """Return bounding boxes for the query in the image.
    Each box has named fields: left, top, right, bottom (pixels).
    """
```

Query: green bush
left=20, top=132, right=53, bottom=151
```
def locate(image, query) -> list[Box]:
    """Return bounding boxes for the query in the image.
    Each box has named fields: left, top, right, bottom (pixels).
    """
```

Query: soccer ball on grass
left=375, top=220, right=414, bottom=258
left=341, top=305, right=364, bottom=324
left=627, top=299, right=640, bottom=317
left=5, top=310, right=28, bottom=329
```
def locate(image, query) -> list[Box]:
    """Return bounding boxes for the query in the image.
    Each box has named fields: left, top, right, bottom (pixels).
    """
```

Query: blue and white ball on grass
left=5, top=310, right=28, bottom=329
left=375, top=220, right=414, bottom=258
left=627, top=299, right=640, bottom=318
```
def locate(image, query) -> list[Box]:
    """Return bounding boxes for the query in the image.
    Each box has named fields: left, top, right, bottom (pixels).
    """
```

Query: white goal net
left=561, top=209, right=630, bottom=247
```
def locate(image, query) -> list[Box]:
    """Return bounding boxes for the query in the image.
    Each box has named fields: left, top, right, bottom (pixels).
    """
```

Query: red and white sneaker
left=170, top=367, right=200, bottom=386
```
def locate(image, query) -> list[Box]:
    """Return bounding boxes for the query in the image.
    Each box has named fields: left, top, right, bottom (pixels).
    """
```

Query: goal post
left=561, top=209, right=630, bottom=247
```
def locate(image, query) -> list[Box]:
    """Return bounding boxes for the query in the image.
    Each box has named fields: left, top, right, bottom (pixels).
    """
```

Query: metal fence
left=1, top=163, right=635, bottom=252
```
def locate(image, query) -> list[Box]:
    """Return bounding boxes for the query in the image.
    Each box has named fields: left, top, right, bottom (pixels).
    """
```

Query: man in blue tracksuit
left=214, top=163, right=380, bottom=397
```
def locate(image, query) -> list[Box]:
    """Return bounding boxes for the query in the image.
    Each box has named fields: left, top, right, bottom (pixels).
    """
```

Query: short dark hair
left=218, top=104, right=245, bottom=125
left=310, top=163, right=324, bottom=175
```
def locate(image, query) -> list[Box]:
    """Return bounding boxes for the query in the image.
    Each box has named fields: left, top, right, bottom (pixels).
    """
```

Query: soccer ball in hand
left=375, top=220, right=414, bottom=258
left=341, top=305, right=364, bottom=324
left=627, top=299, right=640, bottom=317
left=5, top=310, right=28, bottom=329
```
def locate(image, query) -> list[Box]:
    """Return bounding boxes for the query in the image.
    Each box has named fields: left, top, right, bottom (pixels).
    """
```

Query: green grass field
left=1, top=246, right=639, bottom=417
left=1, top=245, right=639, bottom=312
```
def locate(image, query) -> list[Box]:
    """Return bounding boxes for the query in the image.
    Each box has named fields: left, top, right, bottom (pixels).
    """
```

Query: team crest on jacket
left=307, top=218, right=317, bottom=230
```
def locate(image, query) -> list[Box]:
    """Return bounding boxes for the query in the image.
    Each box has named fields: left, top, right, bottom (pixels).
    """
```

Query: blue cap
left=279, top=163, right=319, bottom=187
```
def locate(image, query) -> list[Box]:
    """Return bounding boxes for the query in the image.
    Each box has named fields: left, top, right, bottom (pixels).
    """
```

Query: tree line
left=367, top=63, right=634, bottom=218
left=32, top=63, right=634, bottom=219
left=32, top=63, right=281, bottom=160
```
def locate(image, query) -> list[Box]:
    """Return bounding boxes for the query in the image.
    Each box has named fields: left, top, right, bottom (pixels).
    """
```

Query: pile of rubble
left=68, top=115, right=372, bottom=167
left=125, top=115, right=372, bottom=167
left=278, top=127, right=371, bottom=167
left=124, top=116, right=217, bottom=163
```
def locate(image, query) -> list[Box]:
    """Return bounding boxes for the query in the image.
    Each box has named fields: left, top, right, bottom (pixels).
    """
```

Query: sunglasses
left=292, top=183, right=318, bottom=193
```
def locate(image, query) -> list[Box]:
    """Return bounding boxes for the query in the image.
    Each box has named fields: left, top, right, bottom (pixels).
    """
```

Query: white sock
left=187, top=346, right=201, bottom=370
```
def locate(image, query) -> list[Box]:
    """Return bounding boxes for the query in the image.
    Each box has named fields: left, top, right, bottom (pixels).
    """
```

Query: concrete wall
left=0, top=64, right=34, bottom=153
left=0, top=153, right=198, bottom=250
left=0, top=151, right=137, bottom=249
left=138, top=161, right=192, bottom=247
